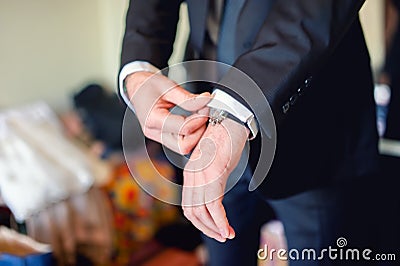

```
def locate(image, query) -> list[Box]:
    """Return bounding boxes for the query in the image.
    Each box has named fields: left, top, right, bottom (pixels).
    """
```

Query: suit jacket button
left=283, top=102, right=290, bottom=114
left=305, top=77, right=312, bottom=87
left=297, top=87, right=304, bottom=96
left=290, top=94, right=298, bottom=105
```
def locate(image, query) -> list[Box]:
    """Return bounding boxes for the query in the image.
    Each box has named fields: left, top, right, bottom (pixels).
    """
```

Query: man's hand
left=125, top=71, right=211, bottom=154
left=182, top=118, right=249, bottom=242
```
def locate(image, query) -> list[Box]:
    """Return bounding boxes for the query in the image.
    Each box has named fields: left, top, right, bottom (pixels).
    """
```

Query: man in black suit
left=119, top=1, right=380, bottom=265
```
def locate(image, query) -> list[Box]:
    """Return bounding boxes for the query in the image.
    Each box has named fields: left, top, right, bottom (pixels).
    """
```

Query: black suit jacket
left=384, top=0, right=400, bottom=140
left=121, top=0, right=379, bottom=198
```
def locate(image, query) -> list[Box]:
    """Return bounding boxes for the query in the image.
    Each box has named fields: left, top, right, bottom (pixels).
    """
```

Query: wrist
left=124, top=71, right=153, bottom=98
left=118, top=61, right=161, bottom=112
left=221, top=117, right=250, bottom=141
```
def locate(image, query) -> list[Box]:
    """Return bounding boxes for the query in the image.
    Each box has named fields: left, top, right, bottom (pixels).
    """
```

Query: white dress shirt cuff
left=118, top=61, right=161, bottom=112
left=208, top=89, right=259, bottom=139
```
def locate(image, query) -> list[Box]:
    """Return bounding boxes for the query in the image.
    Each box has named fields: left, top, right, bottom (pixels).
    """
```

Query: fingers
left=151, top=109, right=208, bottom=135
left=182, top=146, right=235, bottom=242
left=144, top=108, right=209, bottom=154
left=164, top=88, right=211, bottom=112
left=182, top=170, right=227, bottom=242
left=193, top=171, right=228, bottom=237
left=183, top=206, right=227, bottom=242
left=130, top=74, right=210, bottom=152
left=202, top=168, right=232, bottom=240
left=182, top=190, right=233, bottom=242
left=145, top=123, right=206, bottom=155
left=179, top=124, right=207, bottom=154
left=152, top=89, right=210, bottom=134
left=205, top=200, right=231, bottom=239
left=180, top=107, right=210, bottom=135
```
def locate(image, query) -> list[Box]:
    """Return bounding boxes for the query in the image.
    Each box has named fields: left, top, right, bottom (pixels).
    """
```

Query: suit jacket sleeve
left=220, top=0, right=367, bottom=136
left=120, top=0, right=183, bottom=69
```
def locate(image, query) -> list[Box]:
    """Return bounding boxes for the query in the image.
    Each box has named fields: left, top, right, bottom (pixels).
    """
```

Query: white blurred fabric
left=0, top=102, right=94, bottom=222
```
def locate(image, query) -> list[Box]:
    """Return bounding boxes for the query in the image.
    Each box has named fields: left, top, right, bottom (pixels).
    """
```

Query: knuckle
left=143, top=129, right=157, bottom=141
left=184, top=92, right=194, bottom=101
left=192, top=207, right=202, bottom=217
left=143, top=129, right=152, bottom=138
left=182, top=208, right=193, bottom=220
left=193, top=207, right=206, bottom=219
left=205, top=201, right=219, bottom=210
left=181, top=123, right=195, bottom=135
left=145, top=115, right=159, bottom=129
left=180, top=146, right=192, bottom=155
left=180, top=127, right=190, bottom=136
left=179, top=142, right=193, bottom=155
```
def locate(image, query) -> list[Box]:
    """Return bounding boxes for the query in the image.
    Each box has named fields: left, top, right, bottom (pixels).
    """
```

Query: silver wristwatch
left=207, top=89, right=259, bottom=140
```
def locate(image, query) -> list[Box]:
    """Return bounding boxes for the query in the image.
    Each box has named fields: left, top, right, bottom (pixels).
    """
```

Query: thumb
left=174, top=90, right=211, bottom=112
left=164, top=85, right=211, bottom=111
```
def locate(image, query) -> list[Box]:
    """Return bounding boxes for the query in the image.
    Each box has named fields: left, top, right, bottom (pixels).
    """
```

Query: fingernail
left=228, top=226, right=235, bottom=239
left=220, top=229, right=228, bottom=238
left=198, top=92, right=210, bottom=97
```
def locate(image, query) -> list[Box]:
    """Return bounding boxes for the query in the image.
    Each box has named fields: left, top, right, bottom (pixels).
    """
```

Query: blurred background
left=0, top=1, right=398, bottom=265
